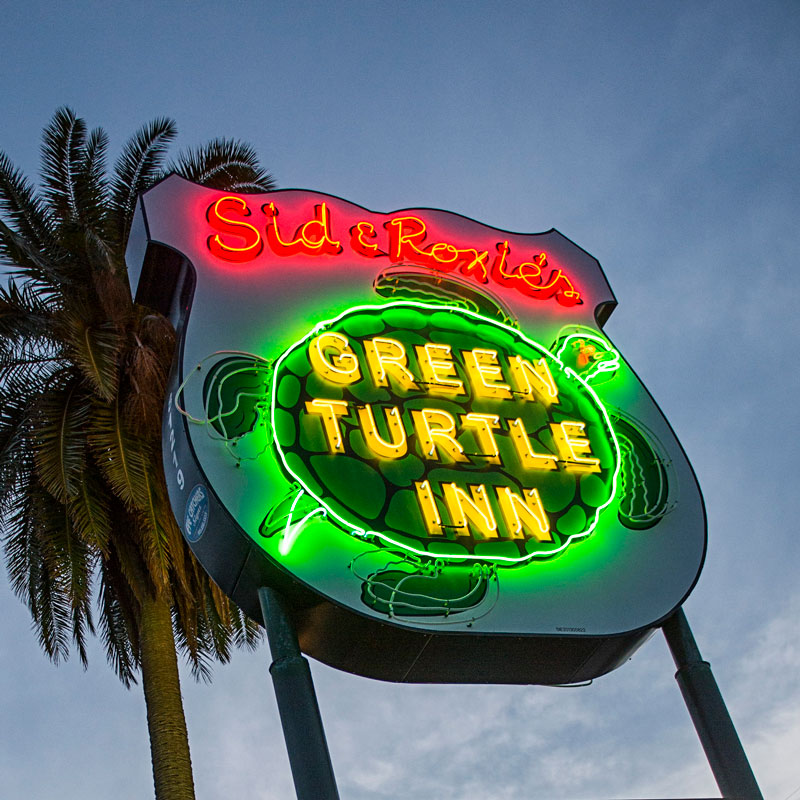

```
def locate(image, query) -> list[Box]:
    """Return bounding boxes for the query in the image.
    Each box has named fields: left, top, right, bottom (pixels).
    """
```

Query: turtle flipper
left=357, top=559, right=492, bottom=618
left=611, top=414, right=673, bottom=530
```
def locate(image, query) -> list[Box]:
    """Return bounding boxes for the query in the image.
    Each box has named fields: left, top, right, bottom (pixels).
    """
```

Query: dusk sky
left=1, top=2, right=798, bottom=798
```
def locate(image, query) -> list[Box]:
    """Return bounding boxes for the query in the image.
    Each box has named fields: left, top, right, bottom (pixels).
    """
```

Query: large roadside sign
left=127, top=176, right=706, bottom=685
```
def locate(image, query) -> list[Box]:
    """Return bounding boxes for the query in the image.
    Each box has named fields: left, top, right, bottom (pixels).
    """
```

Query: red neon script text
left=204, top=197, right=581, bottom=307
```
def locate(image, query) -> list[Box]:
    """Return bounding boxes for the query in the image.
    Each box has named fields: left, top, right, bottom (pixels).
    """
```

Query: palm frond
left=32, top=488, right=96, bottom=652
left=111, top=117, right=177, bottom=248
left=0, top=279, right=57, bottom=336
left=67, top=471, right=113, bottom=553
left=173, top=592, right=214, bottom=683
left=98, top=556, right=139, bottom=686
left=40, top=107, right=88, bottom=228
left=0, top=281, right=63, bottom=396
left=31, top=552, right=73, bottom=664
left=170, top=138, right=276, bottom=192
left=0, top=215, right=71, bottom=290
left=208, top=577, right=232, bottom=627
left=0, top=350, right=65, bottom=413
left=76, top=127, right=116, bottom=273
left=32, top=383, right=90, bottom=503
left=87, top=395, right=151, bottom=511
left=49, top=287, right=121, bottom=396
left=234, top=607, right=262, bottom=650
left=57, top=308, right=121, bottom=401
left=134, top=460, right=191, bottom=594
left=93, top=264, right=134, bottom=326
left=76, top=127, right=109, bottom=230
left=3, top=484, right=73, bottom=664
left=0, top=392, right=34, bottom=508
left=202, top=580, right=234, bottom=661
left=136, top=472, right=172, bottom=591
left=103, top=505, right=151, bottom=605
left=0, top=151, right=51, bottom=249
left=206, top=580, right=260, bottom=654
left=124, top=312, right=175, bottom=436
left=47, top=504, right=96, bottom=669
left=217, top=581, right=260, bottom=651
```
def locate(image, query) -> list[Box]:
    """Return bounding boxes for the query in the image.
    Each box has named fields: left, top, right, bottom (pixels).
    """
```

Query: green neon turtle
left=270, top=301, right=619, bottom=565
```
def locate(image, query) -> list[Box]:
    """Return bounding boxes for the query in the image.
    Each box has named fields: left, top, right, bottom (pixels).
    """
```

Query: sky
left=1, top=1, right=799, bottom=797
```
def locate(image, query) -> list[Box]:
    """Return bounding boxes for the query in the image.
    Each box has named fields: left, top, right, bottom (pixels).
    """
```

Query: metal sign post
left=256, top=604, right=764, bottom=800
left=258, top=587, right=340, bottom=800
left=662, top=609, right=763, bottom=800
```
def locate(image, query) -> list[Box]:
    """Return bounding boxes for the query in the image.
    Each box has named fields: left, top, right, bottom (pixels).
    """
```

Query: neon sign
left=129, top=176, right=707, bottom=685
left=204, top=196, right=582, bottom=306
left=271, top=302, right=619, bottom=564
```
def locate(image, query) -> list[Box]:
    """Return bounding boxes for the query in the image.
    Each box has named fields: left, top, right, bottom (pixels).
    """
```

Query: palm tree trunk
left=139, top=590, right=196, bottom=800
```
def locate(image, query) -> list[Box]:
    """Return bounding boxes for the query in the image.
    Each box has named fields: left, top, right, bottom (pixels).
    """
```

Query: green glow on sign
left=270, top=301, right=621, bottom=566
left=276, top=489, right=328, bottom=555
left=554, top=329, right=621, bottom=385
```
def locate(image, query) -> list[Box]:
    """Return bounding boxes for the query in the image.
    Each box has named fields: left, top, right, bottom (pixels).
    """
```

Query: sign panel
left=128, top=176, right=706, bottom=684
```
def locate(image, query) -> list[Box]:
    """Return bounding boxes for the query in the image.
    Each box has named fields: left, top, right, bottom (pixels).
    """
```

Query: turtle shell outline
left=269, top=300, right=621, bottom=566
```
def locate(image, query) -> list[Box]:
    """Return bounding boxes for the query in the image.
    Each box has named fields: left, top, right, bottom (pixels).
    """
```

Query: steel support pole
left=258, top=587, right=340, bottom=800
left=662, top=608, right=762, bottom=800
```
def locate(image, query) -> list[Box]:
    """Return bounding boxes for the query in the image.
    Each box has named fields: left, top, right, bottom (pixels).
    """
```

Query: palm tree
left=0, top=107, right=276, bottom=800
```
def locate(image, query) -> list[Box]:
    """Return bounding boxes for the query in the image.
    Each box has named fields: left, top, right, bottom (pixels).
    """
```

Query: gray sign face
left=128, top=175, right=706, bottom=684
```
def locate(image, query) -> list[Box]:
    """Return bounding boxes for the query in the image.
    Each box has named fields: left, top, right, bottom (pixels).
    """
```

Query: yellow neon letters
left=507, top=355, right=559, bottom=404
left=414, top=480, right=443, bottom=536
left=461, top=412, right=502, bottom=465
left=442, top=483, right=498, bottom=539
left=508, top=418, right=558, bottom=471
left=414, top=482, right=553, bottom=543
left=299, top=322, right=609, bottom=547
left=309, top=333, right=361, bottom=385
left=309, top=332, right=564, bottom=406
left=495, top=486, right=552, bottom=542
left=411, top=408, right=468, bottom=463
left=304, top=399, right=349, bottom=453
left=356, top=404, right=407, bottom=459
left=463, top=349, right=512, bottom=400
left=415, top=343, right=465, bottom=396
left=551, top=421, right=601, bottom=473
left=363, top=337, right=418, bottom=392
